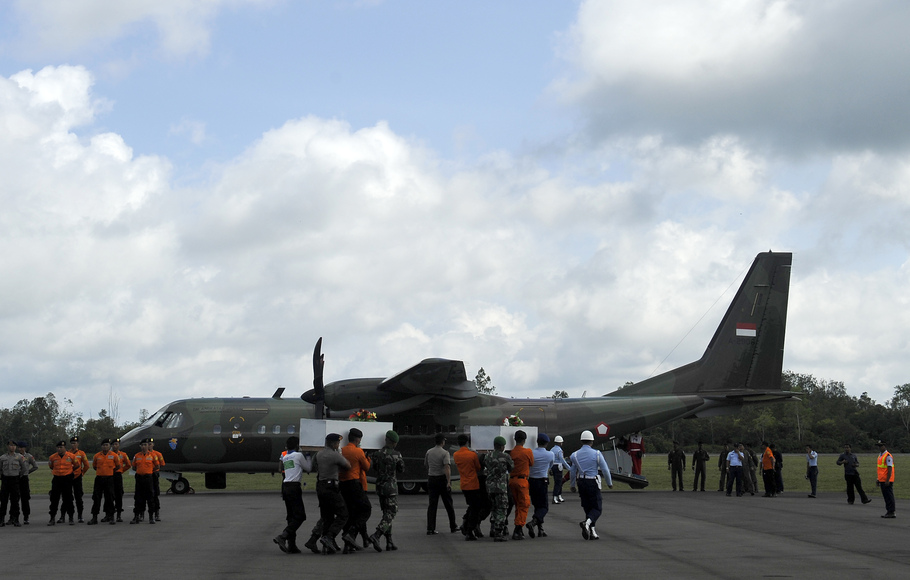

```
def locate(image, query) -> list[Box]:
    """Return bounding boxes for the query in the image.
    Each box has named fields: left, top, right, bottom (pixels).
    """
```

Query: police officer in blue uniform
left=569, top=430, right=612, bottom=540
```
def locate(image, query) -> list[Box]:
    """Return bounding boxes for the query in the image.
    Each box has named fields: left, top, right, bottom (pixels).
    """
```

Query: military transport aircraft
left=119, top=251, right=794, bottom=494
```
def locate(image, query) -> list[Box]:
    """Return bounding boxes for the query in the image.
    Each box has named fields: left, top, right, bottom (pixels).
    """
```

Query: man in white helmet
left=549, top=436, right=571, bottom=503
left=569, top=430, right=612, bottom=540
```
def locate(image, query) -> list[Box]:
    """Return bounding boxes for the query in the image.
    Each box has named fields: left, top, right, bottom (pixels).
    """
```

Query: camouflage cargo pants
left=489, top=492, right=508, bottom=536
left=375, top=493, right=398, bottom=534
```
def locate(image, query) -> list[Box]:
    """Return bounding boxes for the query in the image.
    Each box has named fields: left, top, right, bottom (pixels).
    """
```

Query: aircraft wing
left=377, top=358, right=477, bottom=400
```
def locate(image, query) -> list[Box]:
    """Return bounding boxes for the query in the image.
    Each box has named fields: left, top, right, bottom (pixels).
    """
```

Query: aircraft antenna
left=646, top=259, right=751, bottom=378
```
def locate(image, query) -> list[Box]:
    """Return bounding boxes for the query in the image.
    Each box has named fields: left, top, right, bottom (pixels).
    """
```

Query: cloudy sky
left=2, top=0, right=909, bottom=425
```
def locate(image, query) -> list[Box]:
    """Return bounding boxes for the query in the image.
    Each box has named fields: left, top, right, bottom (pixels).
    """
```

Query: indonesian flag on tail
left=736, top=323, right=757, bottom=337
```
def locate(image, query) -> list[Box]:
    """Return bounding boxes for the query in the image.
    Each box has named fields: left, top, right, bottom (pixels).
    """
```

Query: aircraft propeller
left=307, top=336, right=326, bottom=420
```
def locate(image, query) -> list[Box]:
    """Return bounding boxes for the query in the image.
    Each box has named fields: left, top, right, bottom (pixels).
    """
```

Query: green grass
left=24, top=454, right=908, bottom=499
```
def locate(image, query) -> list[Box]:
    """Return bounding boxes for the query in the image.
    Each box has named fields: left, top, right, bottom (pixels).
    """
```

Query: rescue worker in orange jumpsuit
left=131, top=439, right=159, bottom=525
left=148, top=438, right=165, bottom=521
left=453, top=433, right=484, bottom=540
left=68, top=436, right=90, bottom=523
left=112, top=438, right=131, bottom=522
left=508, top=430, right=534, bottom=541
left=339, top=428, right=375, bottom=552
left=88, top=439, right=121, bottom=525
left=47, top=441, right=77, bottom=526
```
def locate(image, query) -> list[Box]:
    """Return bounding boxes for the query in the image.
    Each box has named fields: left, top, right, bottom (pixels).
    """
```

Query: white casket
left=468, top=425, right=539, bottom=450
left=299, top=418, right=394, bottom=450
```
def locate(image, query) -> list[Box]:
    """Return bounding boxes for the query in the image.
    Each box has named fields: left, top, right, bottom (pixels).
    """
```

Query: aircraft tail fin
left=610, top=251, right=792, bottom=397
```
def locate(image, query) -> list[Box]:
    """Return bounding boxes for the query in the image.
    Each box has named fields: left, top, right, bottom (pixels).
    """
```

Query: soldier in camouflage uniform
left=369, top=430, right=405, bottom=551
left=483, top=436, right=514, bottom=542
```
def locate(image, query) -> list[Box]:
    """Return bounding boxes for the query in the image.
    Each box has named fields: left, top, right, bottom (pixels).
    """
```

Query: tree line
left=643, top=371, right=910, bottom=454
left=6, top=371, right=910, bottom=458
left=0, top=393, right=143, bottom=459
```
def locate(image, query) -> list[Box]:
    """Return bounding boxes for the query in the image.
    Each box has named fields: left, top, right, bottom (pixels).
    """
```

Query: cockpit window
left=141, top=407, right=167, bottom=428
left=153, top=412, right=173, bottom=428
left=162, top=412, right=186, bottom=430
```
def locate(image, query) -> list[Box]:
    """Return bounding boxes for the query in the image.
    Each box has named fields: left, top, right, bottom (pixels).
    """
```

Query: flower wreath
left=349, top=409, right=378, bottom=422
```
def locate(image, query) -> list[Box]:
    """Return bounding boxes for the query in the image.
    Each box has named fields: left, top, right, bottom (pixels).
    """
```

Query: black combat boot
left=384, top=531, right=398, bottom=551
left=273, top=534, right=289, bottom=553
left=525, top=519, right=536, bottom=539
left=511, top=525, right=524, bottom=540
left=304, top=534, right=321, bottom=554
left=130, top=514, right=141, bottom=524
left=116, top=511, right=123, bottom=523
left=341, top=532, right=360, bottom=551
left=318, top=535, right=336, bottom=555
left=56, top=514, right=65, bottom=524
left=537, top=523, right=547, bottom=537
left=367, top=531, right=383, bottom=552
left=48, top=515, right=56, bottom=526
left=87, top=516, right=98, bottom=525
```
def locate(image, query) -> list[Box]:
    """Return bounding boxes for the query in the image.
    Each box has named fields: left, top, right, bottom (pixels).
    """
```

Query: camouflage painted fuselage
left=120, top=252, right=794, bottom=488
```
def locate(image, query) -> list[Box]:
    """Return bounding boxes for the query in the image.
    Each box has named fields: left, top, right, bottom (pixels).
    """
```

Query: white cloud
left=12, top=0, right=271, bottom=58
left=169, top=118, right=207, bottom=145
left=557, top=0, right=910, bottom=153
left=3, top=55, right=910, bottom=422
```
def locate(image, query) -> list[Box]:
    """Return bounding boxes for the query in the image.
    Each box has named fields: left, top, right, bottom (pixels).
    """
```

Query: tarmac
left=6, top=488, right=909, bottom=579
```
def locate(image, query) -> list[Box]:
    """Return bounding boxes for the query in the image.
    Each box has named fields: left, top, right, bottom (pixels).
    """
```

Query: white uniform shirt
left=806, top=450, right=818, bottom=467
left=282, top=450, right=310, bottom=483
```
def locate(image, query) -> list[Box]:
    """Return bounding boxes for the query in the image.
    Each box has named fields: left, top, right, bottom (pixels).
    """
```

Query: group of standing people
left=671, top=439, right=897, bottom=518
left=0, top=435, right=166, bottom=530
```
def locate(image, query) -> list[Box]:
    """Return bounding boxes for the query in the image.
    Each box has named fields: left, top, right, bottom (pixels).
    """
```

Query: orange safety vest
left=761, top=448, right=775, bottom=470
left=49, top=451, right=77, bottom=476
left=877, top=451, right=895, bottom=483
left=454, top=447, right=481, bottom=491
left=340, top=443, right=370, bottom=482
left=509, top=445, right=534, bottom=478
left=116, top=451, right=132, bottom=473
left=133, top=451, right=159, bottom=476
left=93, top=451, right=122, bottom=477
left=71, top=449, right=89, bottom=477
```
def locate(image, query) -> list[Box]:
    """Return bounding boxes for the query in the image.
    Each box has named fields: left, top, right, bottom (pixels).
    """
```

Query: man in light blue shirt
left=805, top=444, right=818, bottom=498
left=725, top=443, right=745, bottom=497
left=550, top=436, right=572, bottom=503
left=527, top=434, right=555, bottom=538
left=569, top=431, right=612, bottom=540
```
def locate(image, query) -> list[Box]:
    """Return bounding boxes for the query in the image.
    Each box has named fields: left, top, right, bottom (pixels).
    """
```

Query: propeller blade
left=311, top=336, right=325, bottom=419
